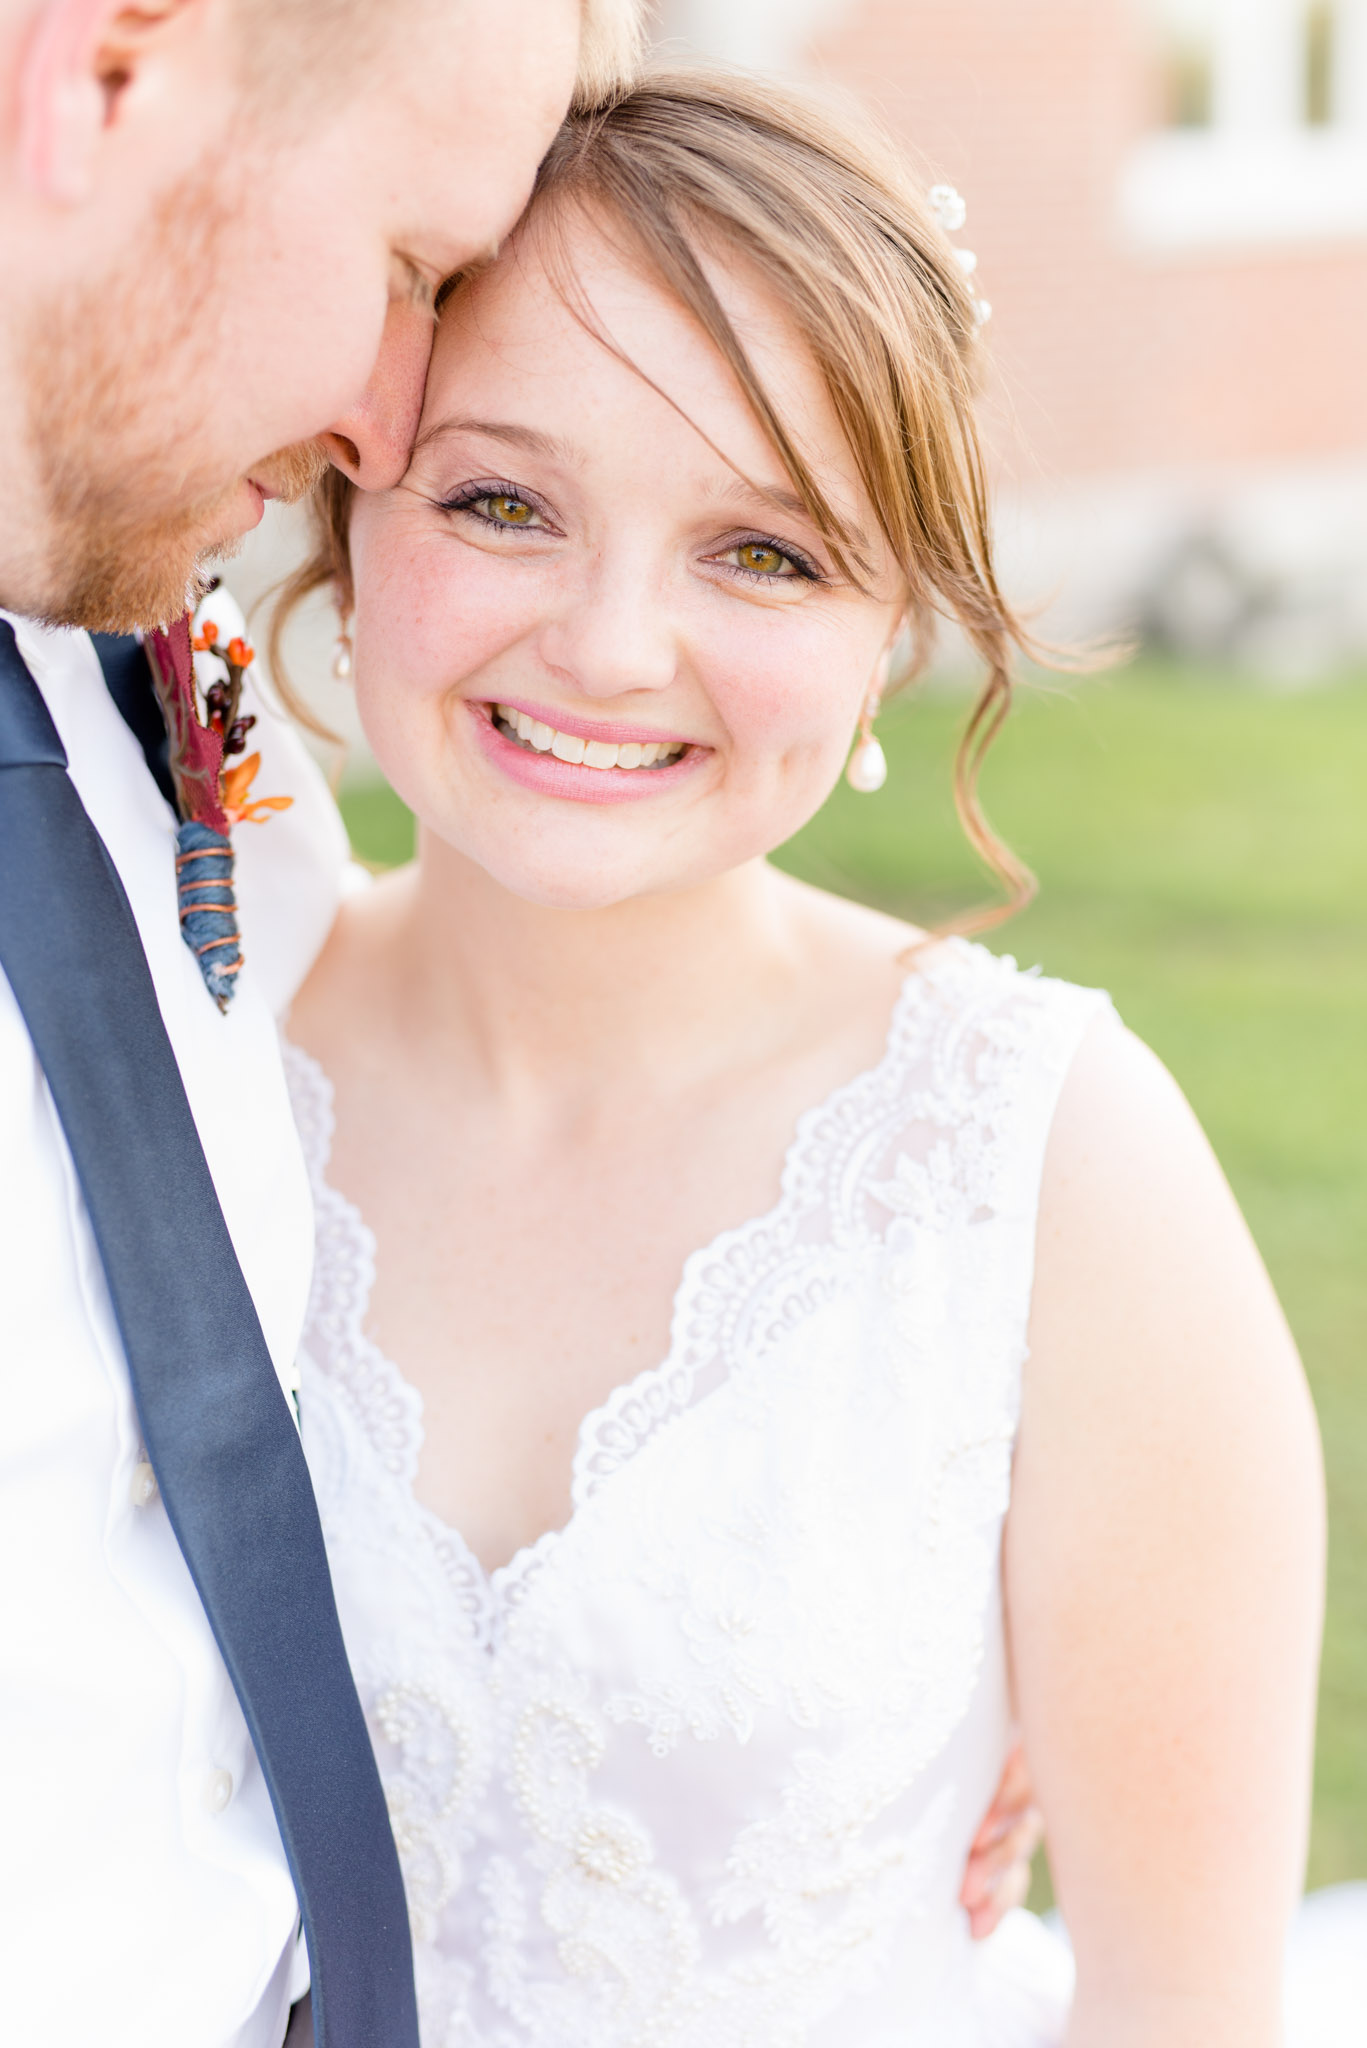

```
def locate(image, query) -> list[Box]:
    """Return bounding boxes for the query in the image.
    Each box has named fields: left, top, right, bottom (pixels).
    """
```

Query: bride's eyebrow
left=702, top=474, right=870, bottom=556
left=412, top=416, right=581, bottom=466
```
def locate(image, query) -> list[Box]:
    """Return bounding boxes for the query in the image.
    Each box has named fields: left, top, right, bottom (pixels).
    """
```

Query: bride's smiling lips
left=467, top=695, right=709, bottom=805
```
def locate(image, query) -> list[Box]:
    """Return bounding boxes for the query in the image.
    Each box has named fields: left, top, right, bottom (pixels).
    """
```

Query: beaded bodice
left=287, top=942, right=1105, bottom=2047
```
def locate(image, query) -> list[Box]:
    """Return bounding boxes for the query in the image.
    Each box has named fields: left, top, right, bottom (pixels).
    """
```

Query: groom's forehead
left=230, top=0, right=410, bottom=92
left=232, top=0, right=644, bottom=99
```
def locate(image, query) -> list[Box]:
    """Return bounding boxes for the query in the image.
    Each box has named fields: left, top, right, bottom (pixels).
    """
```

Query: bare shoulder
left=1036, top=1008, right=1225, bottom=1261
left=1019, top=1005, right=1320, bottom=1554
left=1031, top=1010, right=1304, bottom=1411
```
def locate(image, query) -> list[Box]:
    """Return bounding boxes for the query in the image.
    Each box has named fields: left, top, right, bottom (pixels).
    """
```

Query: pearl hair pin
left=929, top=183, right=991, bottom=327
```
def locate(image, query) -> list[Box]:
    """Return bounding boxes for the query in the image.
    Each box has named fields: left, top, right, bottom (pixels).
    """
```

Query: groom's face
left=19, top=0, right=580, bottom=632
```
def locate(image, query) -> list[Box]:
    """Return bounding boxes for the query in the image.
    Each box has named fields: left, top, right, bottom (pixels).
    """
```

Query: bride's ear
left=19, top=0, right=214, bottom=206
left=878, top=614, right=913, bottom=692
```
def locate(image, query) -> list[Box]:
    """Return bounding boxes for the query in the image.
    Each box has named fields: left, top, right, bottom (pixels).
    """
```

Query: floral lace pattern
left=284, top=942, right=1108, bottom=2047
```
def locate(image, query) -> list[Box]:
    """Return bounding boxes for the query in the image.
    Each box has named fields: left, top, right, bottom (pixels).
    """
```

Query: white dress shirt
left=0, top=606, right=350, bottom=2047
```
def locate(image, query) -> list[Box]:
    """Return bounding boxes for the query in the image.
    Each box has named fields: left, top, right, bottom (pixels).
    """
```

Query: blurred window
left=653, top=0, right=844, bottom=72
left=1157, top=0, right=1218, bottom=127
left=1305, top=3, right=1336, bottom=124
left=1124, top=0, right=1367, bottom=248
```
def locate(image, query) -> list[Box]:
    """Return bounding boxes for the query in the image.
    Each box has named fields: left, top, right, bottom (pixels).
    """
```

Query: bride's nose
left=319, top=296, right=434, bottom=490
left=538, top=557, right=678, bottom=702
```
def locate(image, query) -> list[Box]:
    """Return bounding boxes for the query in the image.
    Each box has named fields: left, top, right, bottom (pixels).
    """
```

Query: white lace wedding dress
left=285, top=940, right=1367, bottom=2048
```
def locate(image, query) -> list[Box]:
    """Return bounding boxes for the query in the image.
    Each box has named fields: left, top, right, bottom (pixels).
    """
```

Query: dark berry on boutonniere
left=191, top=626, right=291, bottom=824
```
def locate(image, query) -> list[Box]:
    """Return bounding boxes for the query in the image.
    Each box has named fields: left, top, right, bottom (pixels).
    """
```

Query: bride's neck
left=380, top=833, right=809, bottom=1099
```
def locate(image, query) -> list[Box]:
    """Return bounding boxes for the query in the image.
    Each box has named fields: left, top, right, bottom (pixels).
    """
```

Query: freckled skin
left=347, top=216, right=906, bottom=913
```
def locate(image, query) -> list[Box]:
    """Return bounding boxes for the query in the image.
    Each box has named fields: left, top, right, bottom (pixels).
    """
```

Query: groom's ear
left=18, top=0, right=222, bottom=206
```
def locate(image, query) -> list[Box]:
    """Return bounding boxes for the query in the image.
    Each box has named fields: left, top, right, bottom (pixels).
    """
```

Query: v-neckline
left=283, top=958, right=944, bottom=1629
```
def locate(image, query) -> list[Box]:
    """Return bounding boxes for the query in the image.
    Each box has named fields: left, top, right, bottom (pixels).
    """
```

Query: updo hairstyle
left=273, top=65, right=1040, bottom=922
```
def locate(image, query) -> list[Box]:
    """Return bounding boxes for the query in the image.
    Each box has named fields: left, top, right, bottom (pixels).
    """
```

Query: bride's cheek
left=419, top=549, right=545, bottom=680
left=359, top=583, right=523, bottom=736
left=707, top=637, right=857, bottom=772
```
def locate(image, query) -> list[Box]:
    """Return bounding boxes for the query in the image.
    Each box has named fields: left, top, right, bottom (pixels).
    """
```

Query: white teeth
left=494, top=705, right=685, bottom=770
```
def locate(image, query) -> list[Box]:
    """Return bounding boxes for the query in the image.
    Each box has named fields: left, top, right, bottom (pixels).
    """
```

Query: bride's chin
left=408, top=791, right=706, bottom=913
left=481, top=864, right=656, bottom=914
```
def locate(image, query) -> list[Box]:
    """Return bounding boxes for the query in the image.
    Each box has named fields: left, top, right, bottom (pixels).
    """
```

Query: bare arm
left=1006, top=1017, right=1324, bottom=2048
left=959, top=1741, right=1045, bottom=1936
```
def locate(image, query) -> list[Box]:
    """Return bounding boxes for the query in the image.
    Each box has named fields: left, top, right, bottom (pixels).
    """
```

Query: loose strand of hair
left=943, top=654, right=1037, bottom=936
left=261, top=472, right=353, bottom=750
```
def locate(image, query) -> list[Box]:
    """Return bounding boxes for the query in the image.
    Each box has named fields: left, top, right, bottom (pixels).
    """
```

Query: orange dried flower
left=226, top=637, right=254, bottom=669
left=237, top=794, right=293, bottom=824
left=221, top=752, right=294, bottom=827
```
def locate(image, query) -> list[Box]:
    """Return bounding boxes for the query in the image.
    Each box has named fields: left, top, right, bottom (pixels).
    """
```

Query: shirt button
left=130, top=1460, right=158, bottom=1508
left=202, top=1768, right=234, bottom=1816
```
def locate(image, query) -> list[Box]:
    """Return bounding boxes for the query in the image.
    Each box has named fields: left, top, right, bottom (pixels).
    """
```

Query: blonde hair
left=273, top=65, right=1038, bottom=925
left=575, top=0, right=647, bottom=107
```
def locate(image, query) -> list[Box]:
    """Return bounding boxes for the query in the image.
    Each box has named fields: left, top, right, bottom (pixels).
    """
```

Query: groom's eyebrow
left=413, top=416, right=580, bottom=465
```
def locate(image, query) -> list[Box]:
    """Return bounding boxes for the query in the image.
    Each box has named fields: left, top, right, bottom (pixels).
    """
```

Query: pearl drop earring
left=331, top=628, right=353, bottom=681
left=845, top=692, right=887, bottom=794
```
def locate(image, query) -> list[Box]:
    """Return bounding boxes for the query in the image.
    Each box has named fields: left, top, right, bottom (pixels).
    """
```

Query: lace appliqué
left=285, top=1041, right=424, bottom=1485
left=283, top=945, right=1110, bottom=2048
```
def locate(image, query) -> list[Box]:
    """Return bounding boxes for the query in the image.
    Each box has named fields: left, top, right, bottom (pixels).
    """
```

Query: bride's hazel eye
left=734, top=542, right=792, bottom=576
left=487, top=495, right=536, bottom=527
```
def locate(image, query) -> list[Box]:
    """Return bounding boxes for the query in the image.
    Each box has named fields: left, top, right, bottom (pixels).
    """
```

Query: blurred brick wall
left=812, top=0, right=1367, bottom=487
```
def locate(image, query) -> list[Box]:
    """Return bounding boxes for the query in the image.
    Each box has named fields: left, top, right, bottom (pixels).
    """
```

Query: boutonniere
left=143, top=588, right=293, bottom=1012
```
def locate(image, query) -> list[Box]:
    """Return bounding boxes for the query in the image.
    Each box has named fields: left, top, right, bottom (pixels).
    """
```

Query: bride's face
left=347, top=211, right=905, bottom=909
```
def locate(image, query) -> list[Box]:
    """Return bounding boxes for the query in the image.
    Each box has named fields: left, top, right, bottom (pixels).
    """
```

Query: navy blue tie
left=0, top=621, right=417, bottom=2048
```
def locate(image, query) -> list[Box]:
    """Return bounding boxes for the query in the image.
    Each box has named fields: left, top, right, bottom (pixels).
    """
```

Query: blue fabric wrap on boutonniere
left=174, top=819, right=242, bottom=1010
left=144, top=605, right=291, bottom=1013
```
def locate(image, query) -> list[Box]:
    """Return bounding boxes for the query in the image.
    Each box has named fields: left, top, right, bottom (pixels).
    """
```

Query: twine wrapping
left=176, top=819, right=241, bottom=1013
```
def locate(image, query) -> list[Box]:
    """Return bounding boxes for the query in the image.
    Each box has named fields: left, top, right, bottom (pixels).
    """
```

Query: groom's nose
left=318, top=295, right=435, bottom=491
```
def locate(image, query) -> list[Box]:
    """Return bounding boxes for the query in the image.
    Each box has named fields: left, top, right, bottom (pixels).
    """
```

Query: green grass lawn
left=341, top=657, right=1367, bottom=1888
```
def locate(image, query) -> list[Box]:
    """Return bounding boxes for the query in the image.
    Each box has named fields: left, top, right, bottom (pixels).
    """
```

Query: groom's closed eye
left=390, top=253, right=441, bottom=318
